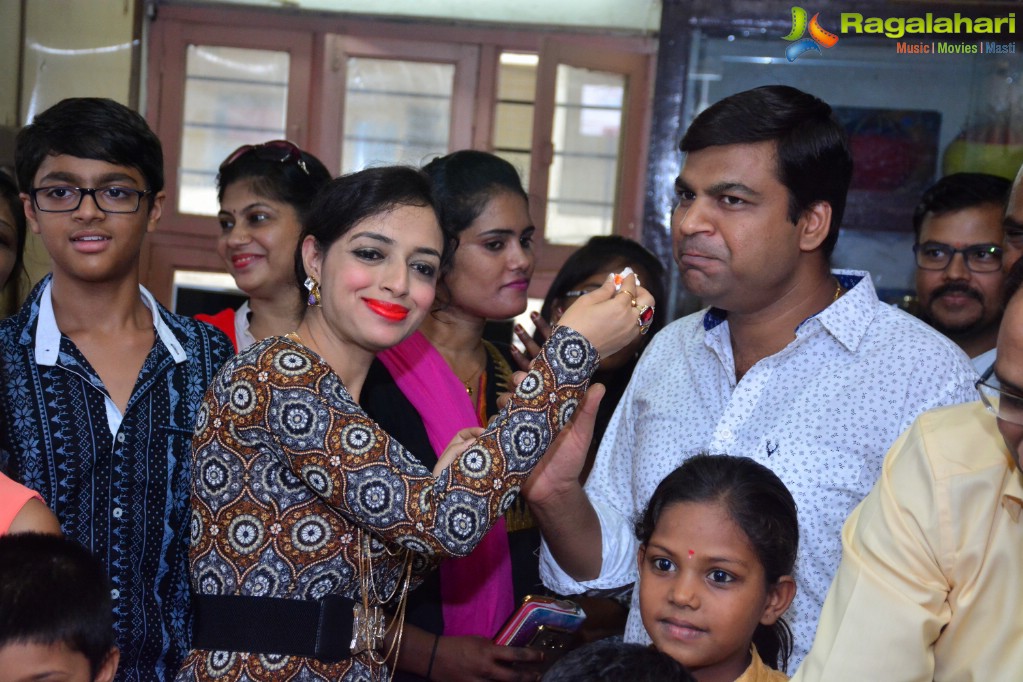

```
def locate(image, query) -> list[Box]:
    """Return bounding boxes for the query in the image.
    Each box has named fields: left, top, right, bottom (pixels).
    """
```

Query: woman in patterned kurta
left=177, top=166, right=653, bottom=681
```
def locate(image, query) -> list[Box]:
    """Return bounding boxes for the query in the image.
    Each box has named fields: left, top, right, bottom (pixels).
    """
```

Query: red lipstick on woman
left=364, top=298, right=409, bottom=321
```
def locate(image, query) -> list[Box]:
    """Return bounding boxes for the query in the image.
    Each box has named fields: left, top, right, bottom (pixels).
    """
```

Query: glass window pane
left=546, top=65, right=625, bottom=245
left=342, top=58, right=453, bottom=173
left=497, top=151, right=531, bottom=193
left=494, top=102, right=534, bottom=151
left=494, top=52, right=537, bottom=190
left=179, top=46, right=290, bottom=216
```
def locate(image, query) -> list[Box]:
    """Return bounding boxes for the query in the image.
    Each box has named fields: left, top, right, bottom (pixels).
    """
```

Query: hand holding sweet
left=555, top=270, right=655, bottom=360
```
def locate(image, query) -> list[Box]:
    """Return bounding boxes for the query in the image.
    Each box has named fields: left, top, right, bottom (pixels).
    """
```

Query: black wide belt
left=193, top=593, right=356, bottom=663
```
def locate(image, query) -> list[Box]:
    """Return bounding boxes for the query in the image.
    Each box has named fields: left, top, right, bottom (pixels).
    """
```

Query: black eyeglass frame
left=219, top=139, right=310, bottom=176
left=913, top=241, right=1004, bottom=273
left=28, top=186, right=154, bottom=214
left=562, top=285, right=603, bottom=299
left=976, top=377, right=1023, bottom=426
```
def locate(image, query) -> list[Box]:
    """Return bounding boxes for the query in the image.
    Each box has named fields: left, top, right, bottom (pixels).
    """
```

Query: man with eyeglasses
left=0, top=98, right=233, bottom=680
left=912, top=173, right=1012, bottom=375
left=792, top=254, right=1023, bottom=682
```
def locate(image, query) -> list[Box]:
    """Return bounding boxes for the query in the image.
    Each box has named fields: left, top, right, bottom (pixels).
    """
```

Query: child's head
left=541, top=235, right=667, bottom=362
left=0, top=533, right=119, bottom=682
left=542, top=638, right=695, bottom=682
left=635, top=454, right=798, bottom=679
left=15, top=98, right=164, bottom=198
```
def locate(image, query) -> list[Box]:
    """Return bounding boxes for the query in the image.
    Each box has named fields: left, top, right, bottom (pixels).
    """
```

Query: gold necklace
left=456, top=348, right=486, bottom=397
left=833, top=278, right=844, bottom=302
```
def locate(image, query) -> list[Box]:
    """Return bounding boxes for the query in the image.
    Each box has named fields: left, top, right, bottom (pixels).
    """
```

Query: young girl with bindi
left=635, top=454, right=799, bottom=682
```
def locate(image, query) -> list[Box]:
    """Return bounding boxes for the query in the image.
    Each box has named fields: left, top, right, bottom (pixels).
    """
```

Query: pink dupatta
left=377, top=331, right=514, bottom=637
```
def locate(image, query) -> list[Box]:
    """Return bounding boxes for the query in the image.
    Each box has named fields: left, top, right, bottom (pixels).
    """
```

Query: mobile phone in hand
left=493, top=595, right=586, bottom=647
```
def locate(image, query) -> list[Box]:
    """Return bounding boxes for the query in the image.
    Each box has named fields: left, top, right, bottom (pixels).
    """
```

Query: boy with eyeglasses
left=0, top=98, right=233, bottom=680
left=912, top=173, right=1012, bottom=374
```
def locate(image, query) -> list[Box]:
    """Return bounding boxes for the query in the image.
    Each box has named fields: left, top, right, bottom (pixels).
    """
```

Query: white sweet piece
left=611, top=266, right=640, bottom=290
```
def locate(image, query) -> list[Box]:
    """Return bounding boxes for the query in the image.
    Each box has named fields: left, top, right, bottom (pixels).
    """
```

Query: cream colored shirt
left=793, top=401, right=1023, bottom=682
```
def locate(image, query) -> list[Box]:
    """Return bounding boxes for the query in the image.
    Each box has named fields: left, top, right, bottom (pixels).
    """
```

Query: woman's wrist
left=425, top=633, right=441, bottom=680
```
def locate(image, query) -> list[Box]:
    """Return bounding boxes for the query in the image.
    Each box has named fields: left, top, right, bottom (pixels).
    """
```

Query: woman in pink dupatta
left=362, top=150, right=540, bottom=681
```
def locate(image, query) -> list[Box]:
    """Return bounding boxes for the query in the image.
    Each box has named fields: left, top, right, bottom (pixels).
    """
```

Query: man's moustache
left=931, top=283, right=983, bottom=303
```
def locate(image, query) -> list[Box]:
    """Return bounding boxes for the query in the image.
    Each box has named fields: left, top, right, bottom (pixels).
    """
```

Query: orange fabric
left=0, top=471, right=43, bottom=535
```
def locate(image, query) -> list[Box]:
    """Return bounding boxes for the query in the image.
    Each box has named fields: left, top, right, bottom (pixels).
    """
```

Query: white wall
left=0, top=1, right=21, bottom=129
left=203, top=0, right=661, bottom=32
left=20, top=0, right=136, bottom=123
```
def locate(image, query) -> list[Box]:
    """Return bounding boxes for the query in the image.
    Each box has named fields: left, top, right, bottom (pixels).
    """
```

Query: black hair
left=538, top=236, right=667, bottom=448
left=679, top=85, right=852, bottom=258
left=912, top=172, right=1012, bottom=239
left=421, top=150, right=528, bottom=240
left=216, top=142, right=332, bottom=225
left=15, top=98, right=164, bottom=196
left=635, top=454, right=799, bottom=672
left=0, top=170, right=27, bottom=288
left=420, top=150, right=529, bottom=309
left=0, top=533, right=116, bottom=678
left=541, top=235, right=666, bottom=338
left=542, top=638, right=695, bottom=682
left=294, top=165, right=446, bottom=295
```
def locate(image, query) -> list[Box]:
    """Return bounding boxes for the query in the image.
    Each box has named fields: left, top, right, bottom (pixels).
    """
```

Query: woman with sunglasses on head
left=178, top=164, right=654, bottom=682
left=196, top=140, right=331, bottom=351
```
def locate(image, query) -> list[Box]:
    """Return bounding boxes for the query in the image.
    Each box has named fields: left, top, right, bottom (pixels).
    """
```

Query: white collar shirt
left=234, top=300, right=256, bottom=351
left=33, top=279, right=187, bottom=436
left=540, top=269, right=979, bottom=669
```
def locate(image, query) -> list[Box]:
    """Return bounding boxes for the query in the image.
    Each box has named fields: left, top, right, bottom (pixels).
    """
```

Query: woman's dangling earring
left=304, top=276, right=321, bottom=307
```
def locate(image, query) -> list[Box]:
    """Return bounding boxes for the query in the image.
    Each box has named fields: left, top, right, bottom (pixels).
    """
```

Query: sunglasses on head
left=219, top=140, right=310, bottom=175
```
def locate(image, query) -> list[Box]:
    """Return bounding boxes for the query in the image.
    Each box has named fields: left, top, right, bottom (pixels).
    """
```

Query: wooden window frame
left=315, top=35, right=480, bottom=174
left=527, top=39, right=653, bottom=295
left=143, top=5, right=653, bottom=308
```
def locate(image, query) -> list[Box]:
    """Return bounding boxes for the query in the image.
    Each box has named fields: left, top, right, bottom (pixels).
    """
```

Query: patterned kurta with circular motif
left=176, top=327, right=596, bottom=681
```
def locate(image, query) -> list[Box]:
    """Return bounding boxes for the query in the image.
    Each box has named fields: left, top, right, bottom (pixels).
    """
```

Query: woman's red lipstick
left=364, top=298, right=409, bottom=321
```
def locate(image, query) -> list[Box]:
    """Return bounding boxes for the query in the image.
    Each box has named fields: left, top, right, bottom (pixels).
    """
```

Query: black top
left=360, top=342, right=544, bottom=681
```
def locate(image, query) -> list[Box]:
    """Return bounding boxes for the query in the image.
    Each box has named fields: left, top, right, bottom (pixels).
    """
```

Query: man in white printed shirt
left=792, top=162, right=1023, bottom=681
left=525, top=85, right=979, bottom=671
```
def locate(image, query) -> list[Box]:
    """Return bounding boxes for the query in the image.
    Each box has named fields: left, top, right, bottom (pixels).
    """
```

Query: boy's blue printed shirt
left=0, top=275, right=233, bottom=681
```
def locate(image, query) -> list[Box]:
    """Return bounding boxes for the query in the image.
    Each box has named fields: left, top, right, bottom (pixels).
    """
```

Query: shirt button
left=112, top=507, right=123, bottom=519
left=720, top=428, right=733, bottom=440
left=111, top=589, right=120, bottom=600
left=116, top=433, right=126, bottom=443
